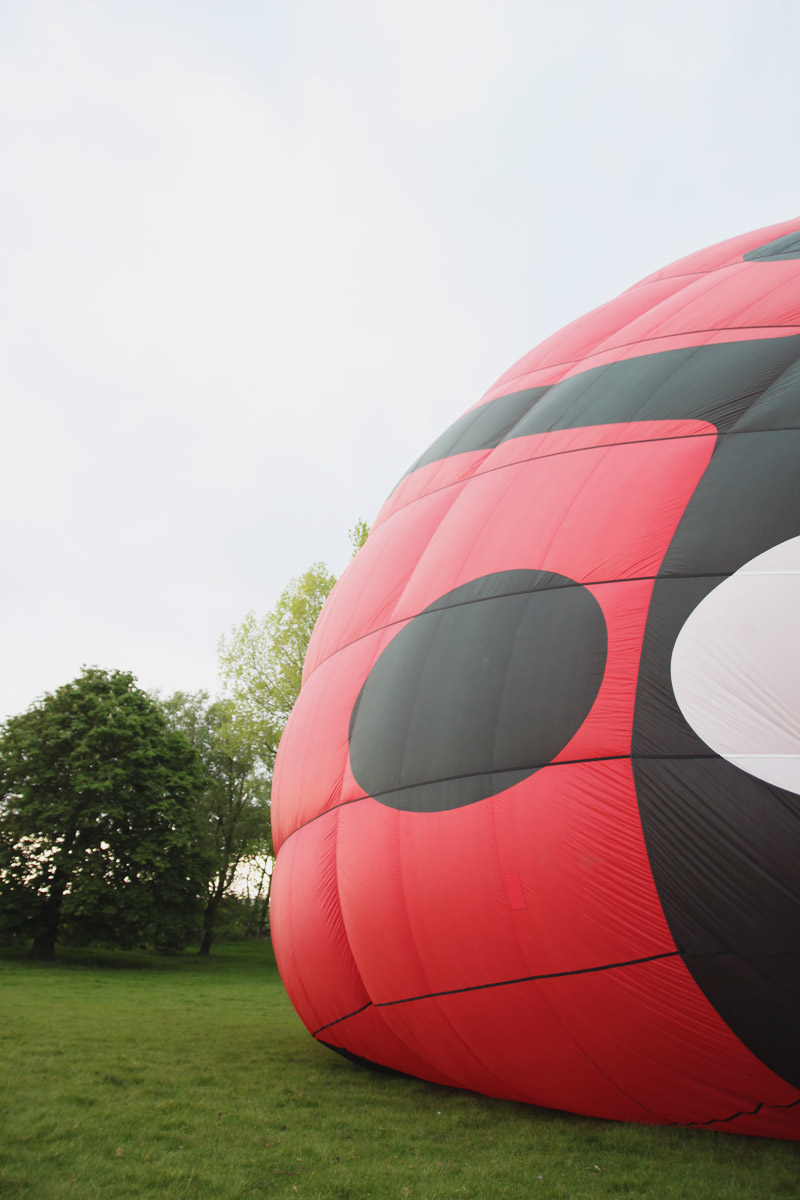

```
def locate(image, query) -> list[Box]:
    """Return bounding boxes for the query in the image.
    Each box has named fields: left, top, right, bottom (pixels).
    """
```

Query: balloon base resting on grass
left=270, top=219, right=800, bottom=1141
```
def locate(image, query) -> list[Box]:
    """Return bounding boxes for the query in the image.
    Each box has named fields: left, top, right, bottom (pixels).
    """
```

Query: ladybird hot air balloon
left=270, top=219, right=800, bottom=1139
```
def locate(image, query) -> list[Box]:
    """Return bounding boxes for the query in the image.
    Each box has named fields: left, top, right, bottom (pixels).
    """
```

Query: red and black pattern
left=270, top=219, right=800, bottom=1139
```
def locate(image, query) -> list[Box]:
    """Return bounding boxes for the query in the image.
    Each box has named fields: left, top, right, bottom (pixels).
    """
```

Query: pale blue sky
left=1, top=0, right=799, bottom=718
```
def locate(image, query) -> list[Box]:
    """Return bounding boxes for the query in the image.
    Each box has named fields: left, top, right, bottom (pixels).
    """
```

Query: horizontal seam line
left=313, top=1001, right=372, bottom=1036
left=307, top=477, right=765, bottom=683
left=307, top=568, right=667, bottom=684
left=276, top=751, right=722, bottom=847
left=403, top=426, right=719, bottom=500
left=312, top=951, right=800, bottom=1044
left=384, top=420, right=800, bottom=535
left=386, top=429, right=720, bottom=535
left=311, top=952, right=680, bottom=1035
left=490, top=324, right=800, bottom=395
left=353, top=574, right=658, bottom=624
left=359, top=752, right=721, bottom=803
left=374, top=950, right=681, bottom=1006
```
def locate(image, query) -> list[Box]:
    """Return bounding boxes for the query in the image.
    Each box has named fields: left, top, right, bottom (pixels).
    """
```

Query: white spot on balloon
left=671, top=535, right=800, bottom=793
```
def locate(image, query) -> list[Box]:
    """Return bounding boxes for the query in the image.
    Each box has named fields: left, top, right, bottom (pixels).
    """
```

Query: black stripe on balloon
left=744, top=231, right=800, bottom=262
left=632, top=422, right=800, bottom=1093
left=310, top=951, right=680, bottom=1036
left=403, top=386, right=550, bottom=477
left=398, top=333, right=800, bottom=482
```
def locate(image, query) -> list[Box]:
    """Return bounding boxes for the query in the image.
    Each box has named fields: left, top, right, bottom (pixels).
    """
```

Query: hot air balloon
left=270, top=219, right=800, bottom=1139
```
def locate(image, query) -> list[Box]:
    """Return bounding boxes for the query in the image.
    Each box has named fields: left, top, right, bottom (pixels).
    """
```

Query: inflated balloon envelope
left=271, top=219, right=800, bottom=1139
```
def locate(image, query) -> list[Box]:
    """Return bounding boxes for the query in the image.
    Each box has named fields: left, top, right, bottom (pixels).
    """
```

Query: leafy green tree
left=217, top=522, right=370, bottom=769
left=159, top=691, right=271, bottom=956
left=213, top=522, right=371, bottom=937
left=348, top=518, right=370, bottom=555
left=0, top=668, right=209, bottom=961
left=217, top=561, right=337, bottom=768
left=236, top=851, right=273, bottom=940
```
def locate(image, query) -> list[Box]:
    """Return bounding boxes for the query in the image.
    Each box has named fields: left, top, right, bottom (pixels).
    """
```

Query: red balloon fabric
left=271, top=220, right=800, bottom=1139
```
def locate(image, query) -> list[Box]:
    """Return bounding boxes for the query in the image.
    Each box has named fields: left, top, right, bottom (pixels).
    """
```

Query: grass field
left=0, top=943, right=797, bottom=1200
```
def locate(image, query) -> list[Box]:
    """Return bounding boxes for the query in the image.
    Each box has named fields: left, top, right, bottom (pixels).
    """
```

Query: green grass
left=0, top=943, right=797, bottom=1200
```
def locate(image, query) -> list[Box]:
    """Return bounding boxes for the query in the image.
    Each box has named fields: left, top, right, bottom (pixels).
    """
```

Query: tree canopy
left=160, top=690, right=271, bottom=955
left=0, top=667, right=210, bottom=960
left=217, top=561, right=337, bottom=769
left=348, top=518, right=370, bottom=555
left=217, top=521, right=370, bottom=770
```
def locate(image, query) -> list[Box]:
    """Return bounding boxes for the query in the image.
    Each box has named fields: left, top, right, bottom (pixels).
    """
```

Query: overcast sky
left=1, top=0, right=799, bottom=720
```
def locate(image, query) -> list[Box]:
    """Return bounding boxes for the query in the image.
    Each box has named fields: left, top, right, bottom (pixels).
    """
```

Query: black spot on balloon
left=349, top=570, right=607, bottom=812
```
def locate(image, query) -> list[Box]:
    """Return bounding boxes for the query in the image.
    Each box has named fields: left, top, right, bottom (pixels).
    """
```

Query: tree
left=217, top=561, right=337, bottom=768
left=237, top=852, right=273, bottom=939
left=0, top=668, right=209, bottom=961
left=213, top=524, right=371, bottom=939
left=159, top=691, right=271, bottom=956
left=217, top=522, right=370, bottom=767
left=348, top=518, right=370, bottom=555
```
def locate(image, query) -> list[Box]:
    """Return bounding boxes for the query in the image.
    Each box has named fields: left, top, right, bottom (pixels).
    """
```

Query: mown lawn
left=0, top=942, right=797, bottom=1200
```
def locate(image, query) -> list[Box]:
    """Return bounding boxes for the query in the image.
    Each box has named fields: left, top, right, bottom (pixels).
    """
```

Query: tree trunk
left=28, top=871, right=67, bottom=962
left=257, top=893, right=270, bottom=940
left=198, top=894, right=220, bottom=956
left=28, top=930, right=57, bottom=962
left=244, top=862, right=266, bottom=939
